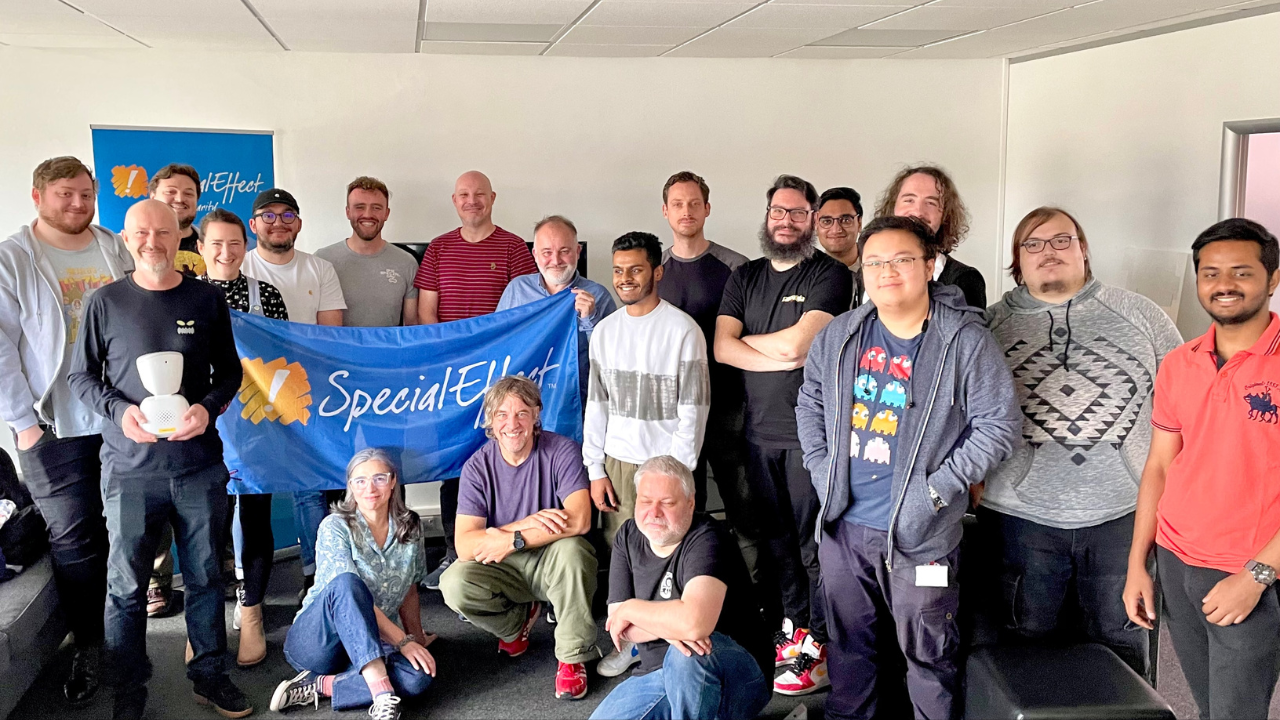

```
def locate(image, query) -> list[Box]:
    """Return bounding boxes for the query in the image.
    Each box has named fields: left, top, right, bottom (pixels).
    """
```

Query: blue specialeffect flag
left=218, top=291, right=581, bottom=494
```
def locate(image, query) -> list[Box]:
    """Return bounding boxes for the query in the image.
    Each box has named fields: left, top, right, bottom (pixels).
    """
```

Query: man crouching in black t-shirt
left=591, top=456, right=773, bottom=720
left=69, top=199, right=249, bottom=720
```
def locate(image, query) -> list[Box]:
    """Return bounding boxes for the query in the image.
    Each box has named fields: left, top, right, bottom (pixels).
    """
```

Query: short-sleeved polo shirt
left=1152, top=313, right=1280, bottom=573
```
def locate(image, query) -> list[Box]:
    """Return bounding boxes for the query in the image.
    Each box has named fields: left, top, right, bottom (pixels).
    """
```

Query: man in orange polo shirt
left=1124, top=218, right=1280, bottom=720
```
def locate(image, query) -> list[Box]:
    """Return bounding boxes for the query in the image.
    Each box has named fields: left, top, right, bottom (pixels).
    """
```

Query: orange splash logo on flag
left=110, top=165, right=150, bottom=198
left=238, top=357, right=313, bottom=426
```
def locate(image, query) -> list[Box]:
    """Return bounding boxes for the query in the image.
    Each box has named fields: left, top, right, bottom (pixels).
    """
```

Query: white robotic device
left=136, top=351, right=189, bottom=438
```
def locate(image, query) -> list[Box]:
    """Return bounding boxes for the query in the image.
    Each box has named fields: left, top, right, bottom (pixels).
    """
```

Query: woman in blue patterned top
left=270, top=448, right=435, bottom=720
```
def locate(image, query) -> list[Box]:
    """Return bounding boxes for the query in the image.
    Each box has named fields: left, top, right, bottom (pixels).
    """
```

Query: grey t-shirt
left=41, top=241, right=116, bottom=434
left=315, top=241, right=419, bottom=327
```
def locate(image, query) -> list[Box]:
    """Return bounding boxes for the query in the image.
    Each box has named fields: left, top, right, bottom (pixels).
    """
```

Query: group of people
left=1, top=153, right=1278, bottom=720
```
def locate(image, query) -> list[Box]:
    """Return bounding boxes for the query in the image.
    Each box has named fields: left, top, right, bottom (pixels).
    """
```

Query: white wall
left=0, top=48, right=1006, bottom=463
left=1004, top=11, right=1280, bottom=339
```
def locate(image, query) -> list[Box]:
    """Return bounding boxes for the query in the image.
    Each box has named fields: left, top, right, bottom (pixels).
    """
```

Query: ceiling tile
left=812, top=27, right=956, bottom=45
left=767, top=0, right=917, bottom=6
left=424, top=22, right=562, bottom=42
left=0, top=1, right=122, bottom=36
left=72, top=0, right=252, bottom=19
left=270, top=18, right=417, bottom=52
left=425, top=0, right=594, bottom=25
left=581, top=1, right=754, bottom=27
left=866, top=5, right=1056, bottom=32
left=777, top=44, right=909, bottom=57
left=418, top=39, right=546, bottom=55
left=0, top=32, right=141, bottom=47
left=560, top=24, right=702, bottom=43
left=729, top=4, right=903, bottom=28
left=544, top=42, right=670, bottom=56
left=929, top=0, right=1079, bottom=9
left=665, top=26, right=833, bottom=56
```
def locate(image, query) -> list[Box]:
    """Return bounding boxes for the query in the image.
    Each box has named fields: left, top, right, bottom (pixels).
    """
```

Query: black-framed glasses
left=767, top=205, right=813, bottom=223
left=350, top=472, right=393, bottom=489
left=1020, top=234, right=1076, bottom=253
left=863, top=256, right=923, bottom=273
left=254, top=211, right=299, bottom=224
left=817, top=214, right=859, bottom=229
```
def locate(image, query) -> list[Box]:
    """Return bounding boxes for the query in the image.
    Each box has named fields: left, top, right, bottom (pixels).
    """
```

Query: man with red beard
left=317, top=176, right=420, bottom=328
left=0, top=156, right=132, bottom=705
left=715, top=175, right=852, bottom=695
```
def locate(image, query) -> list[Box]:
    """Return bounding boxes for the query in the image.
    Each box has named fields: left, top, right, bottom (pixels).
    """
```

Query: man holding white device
left=69, top=199, right=249, bottom=720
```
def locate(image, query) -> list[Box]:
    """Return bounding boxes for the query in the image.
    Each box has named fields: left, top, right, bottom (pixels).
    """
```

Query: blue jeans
left=292, top=491, right=328, bottom=575
left=283, top=572, right=432, bottom=710
left=589, top=632, right=769, bottom=720
left=102, top=463, right=230, bottom=695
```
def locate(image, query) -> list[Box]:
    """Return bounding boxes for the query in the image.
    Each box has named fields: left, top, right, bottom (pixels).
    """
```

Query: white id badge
left=915, top=563, right=948, bottom=588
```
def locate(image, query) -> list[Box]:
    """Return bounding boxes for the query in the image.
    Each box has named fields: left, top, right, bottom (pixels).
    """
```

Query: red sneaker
left=497, top=601, right=541, bottom=657
left=555, top=661, right=588, bottom=700
left=774, top=618, right=810, bottom=667
left=773, top=635, right=830, bottom=696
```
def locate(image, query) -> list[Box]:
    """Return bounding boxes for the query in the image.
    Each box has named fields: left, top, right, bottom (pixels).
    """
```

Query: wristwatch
left=513, top=530, right=527, bottom=552
left=1246, top=560, right=1277, bottom=587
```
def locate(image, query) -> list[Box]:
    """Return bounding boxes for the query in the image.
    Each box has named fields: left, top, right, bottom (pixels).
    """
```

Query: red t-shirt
left=412, top=226, right=536, bottom=323
left=1152, top=313, right=1280, bottom=573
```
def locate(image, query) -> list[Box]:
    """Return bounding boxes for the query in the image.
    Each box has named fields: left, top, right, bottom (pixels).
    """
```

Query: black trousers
left=234, top=493, right=274, bottom=607
left=1158, top=546, right=1280, bottom=719
left=440, top=477, right=459, bottom=561
left=692, top=397, right=761, bottom=584
left=17, top=432, right=108, bottom=648
left=745, top=441, right=826, bottom=642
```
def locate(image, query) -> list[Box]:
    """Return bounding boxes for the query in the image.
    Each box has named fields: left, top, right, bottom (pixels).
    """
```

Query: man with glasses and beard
left=149, top=164, right=204, bottom=277
left=242, top=187, right=346, bottom=604
left=1125, top=219, right=1280, bottom=720
left=0, top=156, right=132, bottom=704
left=316, top=176, right=420, bottom=327
left=715, top=175, right=851, bottom=696
left=497, top=215, right=616, bottom=405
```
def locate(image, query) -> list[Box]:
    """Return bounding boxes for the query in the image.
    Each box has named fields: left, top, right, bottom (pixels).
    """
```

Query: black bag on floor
left=0, top=448, right=48, bottom=568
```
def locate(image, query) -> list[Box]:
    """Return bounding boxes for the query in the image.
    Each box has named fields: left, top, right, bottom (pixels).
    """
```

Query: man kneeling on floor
left=440, top=376, right=599, bottom=700
left=590, top=456, right=773, bottom=720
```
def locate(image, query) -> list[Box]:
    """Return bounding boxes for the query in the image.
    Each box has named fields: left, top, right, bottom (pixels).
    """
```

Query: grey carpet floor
left=11, top=555, right=1280, bottom=719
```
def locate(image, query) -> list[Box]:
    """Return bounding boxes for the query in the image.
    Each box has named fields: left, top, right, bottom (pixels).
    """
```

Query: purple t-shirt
left=457, top=431, right=590, bottom=528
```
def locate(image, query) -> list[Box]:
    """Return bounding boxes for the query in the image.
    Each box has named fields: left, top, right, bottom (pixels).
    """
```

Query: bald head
left=123, top=199, right=180, bottom=277
left=452, top=171, right=495, bottom=229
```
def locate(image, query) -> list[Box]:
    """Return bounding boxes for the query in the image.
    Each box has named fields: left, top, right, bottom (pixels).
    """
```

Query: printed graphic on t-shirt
left=1244, top=381, right=1279, bottom=424
left=58, top=266, right=114, bottom=344
left=851, top=345, right=909, bottom=466
left=381, top=268, right=404, bottom=284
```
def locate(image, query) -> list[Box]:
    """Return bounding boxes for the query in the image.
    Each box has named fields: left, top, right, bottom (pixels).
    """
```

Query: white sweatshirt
left=583, top=299, right=710, bottom=477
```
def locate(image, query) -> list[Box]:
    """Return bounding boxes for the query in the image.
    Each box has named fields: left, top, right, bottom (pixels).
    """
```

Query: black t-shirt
left=69, top=275, right=242, bottom=478
left=608, top=514, right=772, bottom=677
left=719, top=252, right=852, bottom=447
left=660, top=243, right=749, bottom=405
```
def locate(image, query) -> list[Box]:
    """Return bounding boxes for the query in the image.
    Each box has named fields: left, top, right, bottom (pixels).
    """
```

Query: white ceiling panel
left=270, top=19, right=417, bottom=52
left=729, top=4, right=903, bottom=28
left=767, top=0, right=917, bottom=6
left=560, top=24, right=702, bottom=43
left=776, top=44, right=908, bottom=57
left=95, top=14, right=277, bottom=49
left=581, top=1, right=754, bottom=27
left=418, top=39, right=545, bottom=55
left=0, top=32, right=140, bottom=47
left=424, top=22, right=562, bottom=42
left=73, top=0, right=252, bottom=19
left=811, top=27, right=958, bottom=45
left=545, top=42, right=670, bottom=56
left=867, top=4, right=1058, bottom=32
left=665, top=26, right=833, bottom=56
left=425, top=0, right=595, bottom=25
left=0, top=1, right=122, bottom=36
left=929, top=0, right=1079, bottom=9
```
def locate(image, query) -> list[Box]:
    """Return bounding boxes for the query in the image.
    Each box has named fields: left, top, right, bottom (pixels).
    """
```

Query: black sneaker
left=368, top=693, right=402, bottom=720
left=422, top=557, right=453, bottom=590
left=64, top=645, right=100, bottom=705
left=270, top=670, right=320, bottom=712
left=193, top=676, right=253, bottom=719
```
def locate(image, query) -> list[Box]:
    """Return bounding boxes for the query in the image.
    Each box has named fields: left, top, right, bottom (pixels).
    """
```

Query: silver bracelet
left=396, top=635, right=415, bottom=650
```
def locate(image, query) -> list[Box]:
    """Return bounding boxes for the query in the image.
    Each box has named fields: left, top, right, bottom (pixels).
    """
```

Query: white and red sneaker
left=555, top=661, right=588, bottom=700
left=774, top=618, right=810, bottom=668
left=773, top=635, right=830, bottom=696
left=497, top=601, right=541, bottom=657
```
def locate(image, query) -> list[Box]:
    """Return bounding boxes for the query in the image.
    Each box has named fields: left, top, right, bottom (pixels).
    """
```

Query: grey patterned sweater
left=982, top=278, right=1183, bottom=529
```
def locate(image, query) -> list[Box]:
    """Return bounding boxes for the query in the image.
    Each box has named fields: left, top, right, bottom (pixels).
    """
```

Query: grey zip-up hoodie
left=981, top=278, right=1182, bottom=529
left=797, top=283, right=1020, bottom=569
left=0, top=223, right=133, bottom=436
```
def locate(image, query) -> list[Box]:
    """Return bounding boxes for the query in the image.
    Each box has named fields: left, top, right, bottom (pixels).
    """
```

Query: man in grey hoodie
left=0, top=156, right=133, bottom=704
left=796, top=216, right=1019, bottom=720
left=980, top=207, right=1181, bottom=677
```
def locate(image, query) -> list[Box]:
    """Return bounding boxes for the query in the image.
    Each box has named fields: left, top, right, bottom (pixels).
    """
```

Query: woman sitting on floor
left=270, top=448, right=436, bottom=720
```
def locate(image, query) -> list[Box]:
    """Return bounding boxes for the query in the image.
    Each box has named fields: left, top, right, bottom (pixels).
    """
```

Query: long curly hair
left=874, top=165, right=970, bottom=253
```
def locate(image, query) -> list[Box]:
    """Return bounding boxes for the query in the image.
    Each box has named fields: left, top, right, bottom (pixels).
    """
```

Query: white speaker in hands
left=136, top=351, right=189, bottom=438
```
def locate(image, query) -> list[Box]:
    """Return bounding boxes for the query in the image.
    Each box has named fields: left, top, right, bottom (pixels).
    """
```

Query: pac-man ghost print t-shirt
left=608, top=514, right=772, bottom=677
left=845, top=315, right=922, bottom=531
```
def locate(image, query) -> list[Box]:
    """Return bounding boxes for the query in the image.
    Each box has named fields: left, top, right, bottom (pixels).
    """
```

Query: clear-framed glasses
left=817, top=214, right=859, bottom=229
left=1020, top=234, right=1076, bottom=253
left=767, top=205, right=813, bottom=223
left=863, top=256, right=923, bottom=273
left=254, top=211, right=299, bottom=224
left=349, top=472, right=393, bottom=490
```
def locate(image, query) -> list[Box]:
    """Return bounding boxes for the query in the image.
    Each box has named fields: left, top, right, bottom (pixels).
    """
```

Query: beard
left=638, top=518, right=690, bottom=547
left=540, top=264, right=576, bottom=288
left=259, top=232, right=296, bottom=254
left=618, top=277, right=656, bottom=306
left=1207, top=292, right=1270, bottom=326
left=141, top=258, right=172, bottom=275
left=40, top=208, right=92, bottom=236
left=351, top=218, right=384, bottom=242
left=177, top=214, right=194, bottom=231
left=759, top=220, right=816, bottom=263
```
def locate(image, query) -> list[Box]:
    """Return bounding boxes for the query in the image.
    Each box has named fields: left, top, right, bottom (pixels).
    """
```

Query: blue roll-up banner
left=218, top=291, right=582, bottom=495
left=90, top=126, right=274, bottom=245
